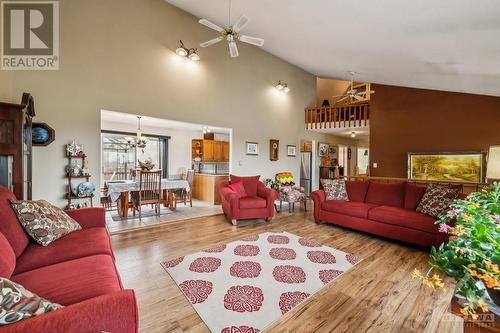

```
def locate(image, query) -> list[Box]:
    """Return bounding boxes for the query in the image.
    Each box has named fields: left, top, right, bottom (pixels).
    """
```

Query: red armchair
left=219, top=175, right=278, bottom=226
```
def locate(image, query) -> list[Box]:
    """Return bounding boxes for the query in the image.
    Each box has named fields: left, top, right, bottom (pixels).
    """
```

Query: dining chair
left=172, top=169, right=194, bottom=209
left=131, top=170, right=162, bottom=218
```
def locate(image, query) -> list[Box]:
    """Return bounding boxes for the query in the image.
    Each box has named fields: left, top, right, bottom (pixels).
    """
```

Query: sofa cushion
left=239, top=196, right=267, bottom=209
left=404, top=183, right=427, bottom=210
left=10, top=200, right=81, bottom=246
left=11, top=255, right=122, bottom=306
left=321, top=201, right=378, bottom=219
left=230, top=175, right=260, bottom=197
left=320, top=179, right=348, bottom=201
left=14, top=227, right=113, bottom=275
left=345, top=181, right=369, bottom=202
left=0, top=233, right=16, bottom=278
left=368, top=206, right=438, bottom=233
left=0, top=277, right=63, bottom=326
left=0, top=186, right=29, bottom=258
left=365, top=182, right=405, bottom=208
left=416, top=184, right=461, bottom=218
left=228, top=181, right=247, bottom=198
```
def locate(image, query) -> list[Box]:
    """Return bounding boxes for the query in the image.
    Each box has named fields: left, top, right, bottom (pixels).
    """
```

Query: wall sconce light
left=350, top=131, right=356, bottom=138
left=275, top=80, right=290, bottom=93
left=176, top=40, right=200, bottom=61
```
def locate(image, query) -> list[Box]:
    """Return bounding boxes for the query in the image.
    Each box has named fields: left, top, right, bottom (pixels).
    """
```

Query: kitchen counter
left=192, top=174, right=229, bottom=205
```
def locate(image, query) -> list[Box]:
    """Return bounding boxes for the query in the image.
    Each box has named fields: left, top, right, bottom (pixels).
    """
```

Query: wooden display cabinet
left=0, top=93, right=35, bottom=200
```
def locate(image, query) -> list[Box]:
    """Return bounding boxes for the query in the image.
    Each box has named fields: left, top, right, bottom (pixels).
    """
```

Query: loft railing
left=305, top=102, right=369, bottom=129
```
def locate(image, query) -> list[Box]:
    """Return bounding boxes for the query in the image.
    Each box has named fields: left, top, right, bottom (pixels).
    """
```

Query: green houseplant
left=412, top=182, right=500, bottom=319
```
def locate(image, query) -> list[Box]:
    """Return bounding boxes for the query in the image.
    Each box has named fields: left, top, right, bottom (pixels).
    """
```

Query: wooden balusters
left=304, top=102, right=369, bottom=130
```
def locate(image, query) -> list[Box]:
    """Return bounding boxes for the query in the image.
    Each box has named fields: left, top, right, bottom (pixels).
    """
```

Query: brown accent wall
left=370, top=84, right=500, bottom=178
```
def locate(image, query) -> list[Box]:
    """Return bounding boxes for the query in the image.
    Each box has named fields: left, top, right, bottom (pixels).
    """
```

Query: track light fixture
left=275, top=80, right=290, bottom=93
left=175, top=40, right=200, bottom=61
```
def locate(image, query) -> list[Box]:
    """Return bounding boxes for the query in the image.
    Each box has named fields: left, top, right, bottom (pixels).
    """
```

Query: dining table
left=107, top=179, right=190, bottom=218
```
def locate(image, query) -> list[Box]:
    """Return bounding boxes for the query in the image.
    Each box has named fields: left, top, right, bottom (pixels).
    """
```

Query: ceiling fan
left=333, top=71, right=375, bottom=103
left=198, top=0, right=264, bottom=58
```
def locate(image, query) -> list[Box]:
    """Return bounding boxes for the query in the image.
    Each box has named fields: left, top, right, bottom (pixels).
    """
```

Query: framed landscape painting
left=408, top=152, right=485, bottom=183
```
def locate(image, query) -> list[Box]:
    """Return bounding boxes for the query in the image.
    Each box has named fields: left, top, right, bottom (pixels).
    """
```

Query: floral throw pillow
left=416, top=184, right=461, bottom=217
left=10, top=200, right=81, bottom=246
left=321, top=179, right=349, bottom=201
left=0, top=277, right=63, bottom=326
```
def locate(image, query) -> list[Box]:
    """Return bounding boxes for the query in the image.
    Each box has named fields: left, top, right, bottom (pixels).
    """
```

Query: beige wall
left=1, top=0, right=356, bottom=206
left=316, top=78, right=351, bottom=107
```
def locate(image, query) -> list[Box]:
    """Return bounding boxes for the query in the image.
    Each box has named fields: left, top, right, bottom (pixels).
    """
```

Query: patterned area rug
left=161, top=231, right=362, bottom=333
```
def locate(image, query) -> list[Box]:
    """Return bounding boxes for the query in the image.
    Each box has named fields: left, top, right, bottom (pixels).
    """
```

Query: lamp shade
left=486, top=145, right=500, bottom=180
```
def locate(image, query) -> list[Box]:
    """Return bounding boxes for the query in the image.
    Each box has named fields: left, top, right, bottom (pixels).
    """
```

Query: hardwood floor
left=110, top=207, right=463, bottom=333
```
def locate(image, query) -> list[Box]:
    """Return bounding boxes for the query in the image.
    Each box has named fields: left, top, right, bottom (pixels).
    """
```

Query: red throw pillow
left=228, top=181, right=247, bottom=198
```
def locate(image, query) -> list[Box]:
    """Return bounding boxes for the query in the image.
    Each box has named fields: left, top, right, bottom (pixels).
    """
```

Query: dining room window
left=101, top=132, right=168, bottom=186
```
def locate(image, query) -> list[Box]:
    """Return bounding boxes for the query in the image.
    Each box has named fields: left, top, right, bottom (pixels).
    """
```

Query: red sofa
left=219, top=175, right=278, bottom=225
left=0, top=186, right=138, bottom=333
left=311, top=180, right=454, bottom=247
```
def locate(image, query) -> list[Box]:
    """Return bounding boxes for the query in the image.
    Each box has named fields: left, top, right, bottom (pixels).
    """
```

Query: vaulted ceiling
left=166, top=0, right=500, bottom=97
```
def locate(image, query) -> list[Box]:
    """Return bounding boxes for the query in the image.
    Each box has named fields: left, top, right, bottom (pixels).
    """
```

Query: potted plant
left=412, top=182, right=500, bottom=319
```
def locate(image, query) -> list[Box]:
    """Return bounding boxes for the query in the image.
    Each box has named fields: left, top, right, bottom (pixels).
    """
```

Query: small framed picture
left=287, top=145, right=297, bottom=157
left=318, top=143, right=329, bottom=157
left=32, top=122, right=55, bottom=146
left=246, top=142, right=259, bottom=155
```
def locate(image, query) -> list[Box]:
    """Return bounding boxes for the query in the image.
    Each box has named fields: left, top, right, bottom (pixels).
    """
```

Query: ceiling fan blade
left=229, top=41, right=239, bottom=57
left=353, top=95, right=364, bottom=101
left=232, top=15, right=250, bottom=33
left=200, top=36, right=223, bottom=47
left=337, top=96, right=349, bottom=102
left=368, top=90, right=375, bottom=94
left=198, top=19, right=224, bottom=33
left=238, top=35, right=265, bottom=47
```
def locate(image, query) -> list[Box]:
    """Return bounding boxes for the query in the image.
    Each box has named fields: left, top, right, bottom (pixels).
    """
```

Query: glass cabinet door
left=0, top=155, right=14, bottom=191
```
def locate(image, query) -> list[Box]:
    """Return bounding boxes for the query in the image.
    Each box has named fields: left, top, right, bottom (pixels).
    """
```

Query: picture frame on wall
left=287, top=145, right=297, bottom=157
left=318, top=142, right=329, bottom=157
left=246, top=142, right=259, bottom=155
left=270, top=139, right=279, bottom=161
left=32, top=122, right=55, bottom=146
left=407, top=151, right=486, bottom=183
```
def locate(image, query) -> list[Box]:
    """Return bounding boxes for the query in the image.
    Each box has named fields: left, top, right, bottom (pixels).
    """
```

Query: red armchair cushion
left=14, top=227, right=114, bottom=275
left=368, top=206, right=438, bottom=233
left=345, top=181, right=369, bottom=202
left=365, top=181, right=405, bottom=208
left=404, top=183, right=427, bottom=210
left=230, top=175, right=260, bottom=197
left=0, top=232, right=16, bottom=278
left=321, top=201, right=378, bottom=219
left=239, top=196, right=267, bottom=209
left=11, top=255, right=122, bottom=306
left=0, top=186, right=29, bottom=258
left=228, top=181, right=247, bottom=198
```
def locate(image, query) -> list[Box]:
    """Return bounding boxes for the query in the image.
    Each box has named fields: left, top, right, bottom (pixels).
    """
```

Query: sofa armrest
left=1, top=290, right=138, bottom=333
left=64, top=207, right=106, bottom=229
left=257, top=182, right=278, bottom=203
left=310, top=190, right=326, bottom=223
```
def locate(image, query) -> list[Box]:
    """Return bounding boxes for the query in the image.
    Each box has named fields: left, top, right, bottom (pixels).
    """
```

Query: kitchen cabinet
left=192, top=174, right=229, bottom=204
left=214, top=141, right=224, bottom=161
left=203, top=140, right=214, bottom=161
left=192, top=140, right=230, bottom=162
left=222, top=142, right=230, bottom=161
